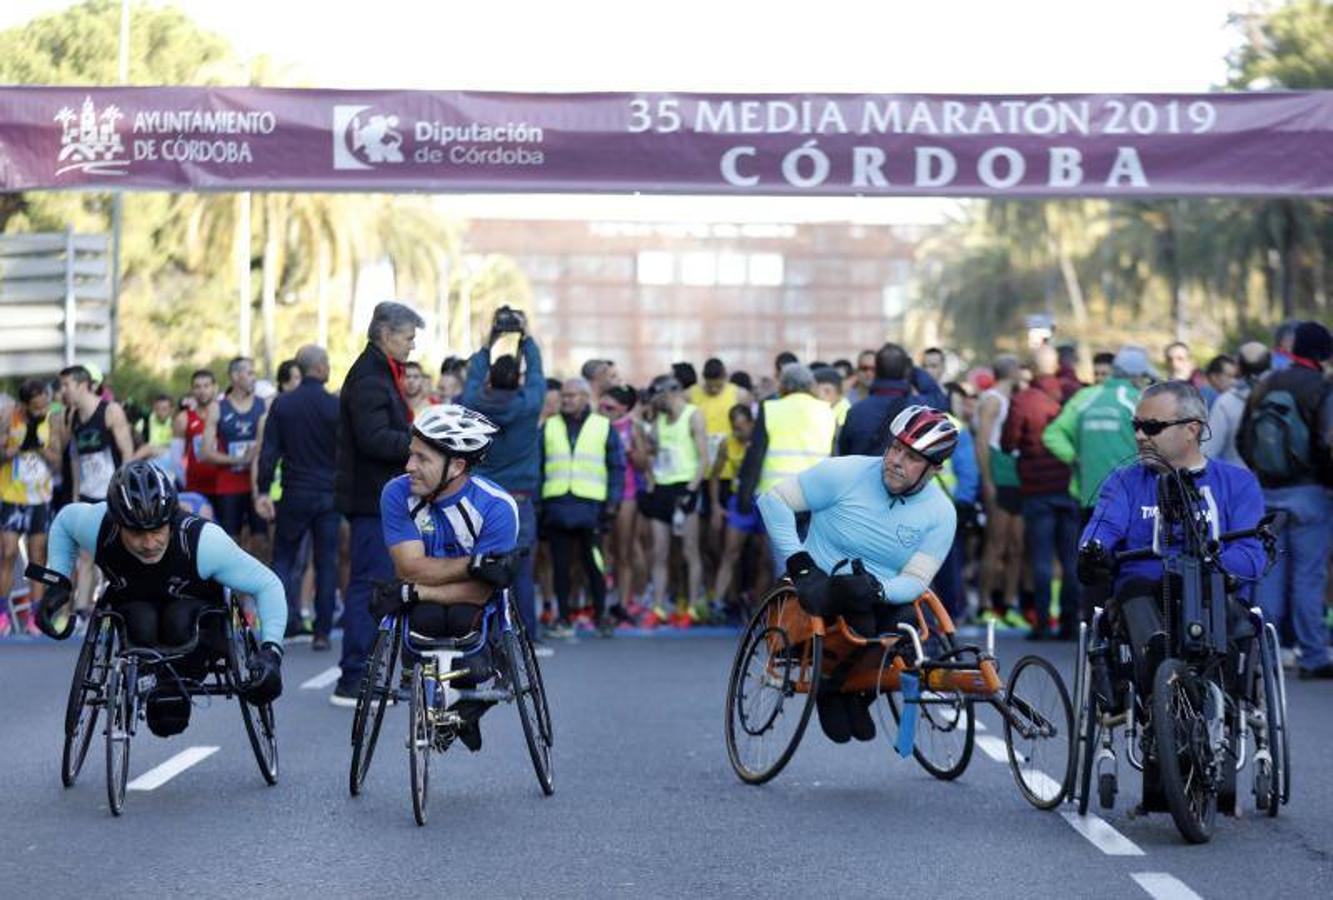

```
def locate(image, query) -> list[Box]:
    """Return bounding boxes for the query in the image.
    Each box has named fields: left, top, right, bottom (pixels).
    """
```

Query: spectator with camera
left=461, top=305, right=547, bottom=640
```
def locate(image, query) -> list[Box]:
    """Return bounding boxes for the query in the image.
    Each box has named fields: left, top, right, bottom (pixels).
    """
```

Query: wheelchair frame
left=724, top=580, right=1074, bottom=810
left=60, top=585, right=277, bottom=816
left=347, top=589, right=554, bottom=826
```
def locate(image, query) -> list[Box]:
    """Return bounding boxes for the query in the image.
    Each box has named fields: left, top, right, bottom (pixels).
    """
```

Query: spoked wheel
left=408, top=663, right=432, bottom=827
left=506, top=629, right=554, bottom=795
left=1072, top=624, right=1098, bottom=815
left=1153, top=659, right=1218, bottom=844
left=104, top=661, right=133, bottom=817
left=884, top=685, right=975, bottom=780
left=1252, top=623, right=1285, bottom=817
left=724, top=587, right=822, bottom=785
left=232, top=632, right=278, bottom=785
left=63, top=617, right=116, bottom=787
left=1003, top=655, right=1074, bottom=809
left=349, top=625, right=398, bottom=796
left=1264, top=623, right=1291, bottom=807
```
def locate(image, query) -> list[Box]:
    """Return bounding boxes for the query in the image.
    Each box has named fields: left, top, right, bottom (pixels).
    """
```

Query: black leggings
left=408, top=602, right=484, bottom=638
left=112, top=596, right=228, bottom=666
left=548, top=526, right=605, bottom=621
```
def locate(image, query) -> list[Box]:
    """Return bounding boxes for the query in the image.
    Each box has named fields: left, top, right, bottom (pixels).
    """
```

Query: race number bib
left=228, top=440, right=253, bottom=473
left=653, top=444, right=678, bottom=479
left=707, top=432, right=725, bottom=462
left=13, top=451, right=50, bottom=490
left=78, top=448, right=115, bottom=500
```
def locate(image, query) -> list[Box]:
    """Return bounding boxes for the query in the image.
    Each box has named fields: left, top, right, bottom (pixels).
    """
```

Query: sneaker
left=530, top=639, right=554, bottom=659
left=640, top=607, right=668, bottom=629
left=668, top=610, right=693, bottom=629
left=1002, top=608, right=1029, bottom=630
left=596, top=616, right=615, bottom=638
left=1280, top=647, right=1298, bottom=671
left=0, top=612, right=11, bottom=636
left=25, top=617, right=42, bottom=637
left=329, top=685, right=359, bottom=707
left=311, top=634, right=332, bottom=652
left=1297, top=662, right=1333, bottom=680
left=545, top=620, right=575, bottom=640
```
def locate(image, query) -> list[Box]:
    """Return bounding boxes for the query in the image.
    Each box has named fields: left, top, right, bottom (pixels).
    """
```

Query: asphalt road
left=1, top=633, right=1329, bottom=899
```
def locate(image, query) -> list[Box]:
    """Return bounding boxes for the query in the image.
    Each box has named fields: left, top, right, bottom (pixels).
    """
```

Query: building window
left=748, top=253, right=784, bottom=287
left=681, top=251, right=718, bottom=286
left=717, top=252, right=747, bottom=286
left=637, top=250, right=674, bottom=285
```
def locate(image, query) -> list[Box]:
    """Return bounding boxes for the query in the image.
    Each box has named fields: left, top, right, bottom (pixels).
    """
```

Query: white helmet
left=412, top=404, right=498, bottom=462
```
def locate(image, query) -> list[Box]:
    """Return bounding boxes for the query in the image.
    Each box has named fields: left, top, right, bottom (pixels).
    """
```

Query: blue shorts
left=724, top=494, right=763, bottom=536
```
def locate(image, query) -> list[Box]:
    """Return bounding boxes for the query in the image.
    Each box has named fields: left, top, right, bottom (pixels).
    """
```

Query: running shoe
left=1002, top=608, right=1029, bottom=630
left=0, top=612, right=11, bottom=636
left=545, top=620, right=576, bottom=640
left=329, top=685, right=358, bottom=708
left=668, top=610, right=693, bottom=629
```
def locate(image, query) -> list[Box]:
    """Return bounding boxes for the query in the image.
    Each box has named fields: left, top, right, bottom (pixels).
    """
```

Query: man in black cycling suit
left=1076, top=381, right=1267, bottom=811
left=39, top=460, right=286, bottom=737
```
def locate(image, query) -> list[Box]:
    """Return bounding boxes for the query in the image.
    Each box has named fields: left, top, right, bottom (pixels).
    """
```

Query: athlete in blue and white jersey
left=759, top=406, right=960, bottom=744
left=379, top=404, right=516, bottom=751
left=39, top=460, right=284, bottom=736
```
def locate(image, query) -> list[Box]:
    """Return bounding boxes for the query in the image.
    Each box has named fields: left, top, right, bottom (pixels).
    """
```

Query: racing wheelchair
left=1069, top=478, right=1288, bottom=844
left=724, top=562, right=1074, bottom=811
left=347, top=585, right=553, bottom=826
left=30, top=564, right=278, bottom=817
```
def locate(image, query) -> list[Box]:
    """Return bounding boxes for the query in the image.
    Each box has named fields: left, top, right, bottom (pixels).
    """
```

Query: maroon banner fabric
left=0, top=88, right=1330, bottom=196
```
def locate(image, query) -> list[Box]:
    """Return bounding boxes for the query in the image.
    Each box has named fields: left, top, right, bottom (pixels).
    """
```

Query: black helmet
left=106, top=461, right=177, bottom=530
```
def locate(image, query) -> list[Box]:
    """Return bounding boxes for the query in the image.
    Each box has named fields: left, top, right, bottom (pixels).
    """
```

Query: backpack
left=1241, top=388, right=1312, bottom=485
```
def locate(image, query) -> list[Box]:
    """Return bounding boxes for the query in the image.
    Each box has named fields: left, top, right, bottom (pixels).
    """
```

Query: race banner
left=0, top=88, right=1330, bottom=196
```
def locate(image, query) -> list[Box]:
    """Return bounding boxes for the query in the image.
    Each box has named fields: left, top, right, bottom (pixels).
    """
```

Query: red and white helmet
left=888, top=405, right=958, bottom=465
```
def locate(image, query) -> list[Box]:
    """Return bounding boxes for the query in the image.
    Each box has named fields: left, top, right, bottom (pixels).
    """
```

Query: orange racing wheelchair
left=724, top=571, right=1074, bottom=809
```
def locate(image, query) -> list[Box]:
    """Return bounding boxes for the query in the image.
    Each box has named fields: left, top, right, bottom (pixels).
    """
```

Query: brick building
left=461, top=218, right=920, bottom=382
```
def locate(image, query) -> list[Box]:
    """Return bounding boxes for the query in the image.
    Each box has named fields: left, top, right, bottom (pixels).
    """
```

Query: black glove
left=371, top=579, right=418, bottom=620
left=245, top=642, right=283, bottom=705
left=1077, top=541, right=1114, bottom=587
left=786, top=551, right=832, bottom=618
left=28, top=564, right=75, bottom=641
left=469, top=551, right=519, bottom=589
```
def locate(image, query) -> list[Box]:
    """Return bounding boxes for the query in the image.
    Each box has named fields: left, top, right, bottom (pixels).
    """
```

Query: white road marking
left=976, top=734, right=1007, bottom=762
left=1131, top=873, right=1204, bottom=900
left=127, top=746, right=219, bottom=791
left=1060, top=811, right=1145, bottom=856
left=974, top=719, right=988, bottom=732
left=300, top=666, right=341, bottom=690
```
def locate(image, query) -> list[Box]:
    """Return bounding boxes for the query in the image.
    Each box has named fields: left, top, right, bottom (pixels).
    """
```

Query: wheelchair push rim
left=408, top=663, right=432, bottom=827
left=349, top=622, right=399, bottom=797
left=507, top=628, right=554, bottom=796
left=63, top=616, right=117, bottom=788
left=229, top=628, right=279, bottom=786
left=724, top=586, right=822, bottom=785
left=1001, top=654, right=1074, bottom=810
left=104, top=660, right=133, bottom=817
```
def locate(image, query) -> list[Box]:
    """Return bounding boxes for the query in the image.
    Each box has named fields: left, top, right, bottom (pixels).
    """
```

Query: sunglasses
left=1132, top=417, right=1198, bottom=436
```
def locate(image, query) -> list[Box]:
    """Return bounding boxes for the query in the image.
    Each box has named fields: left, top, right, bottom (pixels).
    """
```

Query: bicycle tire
left=1255, top=623, right=1283, bottom=817
left=104, top=662, right=132, bottom=817
left=408, top=664, right=430, bottom=827
left=506, top=629, right=554, bottom=795
left=1152, top=658, right=1216, bottom=844
left=349, top=625, right=397, bottom=797
left=1003, top=654, right=1074, bottom=810
left=1264, top=624, right=1291, bottom=806
left=724, top=587, right=821, bottom=785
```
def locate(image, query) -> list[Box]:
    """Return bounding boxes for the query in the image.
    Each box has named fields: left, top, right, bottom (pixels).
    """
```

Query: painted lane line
left=976, top=734, right=1007, bottom=762
left=1059, top=811, right=1145, bottom=856
left=1131, top=873, right=1204, bottom=900
left=127, top=746, right=219, bottom=791
left=300, top=666, right=341, bottom=690
left=974, top=719, right=988, bottom=732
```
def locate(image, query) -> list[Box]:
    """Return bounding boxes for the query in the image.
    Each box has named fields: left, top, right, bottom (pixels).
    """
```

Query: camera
left=492, top=305, right=527, bottom=335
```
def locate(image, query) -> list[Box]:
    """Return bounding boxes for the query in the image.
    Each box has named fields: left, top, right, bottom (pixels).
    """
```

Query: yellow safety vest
left=758, top=393, right=835, bottom=494
left=934, top=412, right=963, bottom=496
left=146, top=415, right=173, bottom=448
left=542, top=412, right=611, bottom=501
left=832, top=396, right=850, bottom=428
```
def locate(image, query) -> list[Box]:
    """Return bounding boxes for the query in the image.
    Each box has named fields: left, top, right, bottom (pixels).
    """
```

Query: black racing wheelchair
left=348, top=580, right=553, bottom=826
left=30, top=564, right=278, bottom=817
left=1069, top=477, right=1288, bottom=844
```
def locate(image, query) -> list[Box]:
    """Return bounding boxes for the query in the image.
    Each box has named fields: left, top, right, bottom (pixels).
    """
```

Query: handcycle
left=30, top=564, right=278, bottom=816
left=724, top=565, right=1075, bottom=810
left=1068, top=479, right=1287, bottom=844
left=347, top=588, right=553, bottom=826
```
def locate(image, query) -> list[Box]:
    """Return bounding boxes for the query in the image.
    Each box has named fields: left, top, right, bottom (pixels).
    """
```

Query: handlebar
left=1111, top=510, right=1286, bottom=564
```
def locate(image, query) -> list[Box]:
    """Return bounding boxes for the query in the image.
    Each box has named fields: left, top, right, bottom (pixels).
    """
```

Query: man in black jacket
left=255, top=344, right=340, bottom=650
left=330, top=301, right=423, bottom=705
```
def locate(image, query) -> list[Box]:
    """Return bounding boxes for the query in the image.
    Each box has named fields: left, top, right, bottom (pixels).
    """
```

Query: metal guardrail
left=0, top=228, right=112, bottom=377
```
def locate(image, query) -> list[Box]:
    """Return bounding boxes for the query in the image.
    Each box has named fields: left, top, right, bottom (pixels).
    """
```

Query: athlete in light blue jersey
left=758, top=405, right=960, bottom=744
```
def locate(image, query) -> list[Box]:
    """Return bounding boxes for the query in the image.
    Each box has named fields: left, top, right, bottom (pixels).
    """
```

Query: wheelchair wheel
left=104, top=661, right=133, bottom=817
left=229, top=631, right=278, bottom=786
left=408, top=663, right=431, bottom=827
left=62, top=616, right=116, bottom=788
left=1072, top=623, right=1097, bottom=815
left=724, top=586, right=821, bottom=785
left=506, top=629, right=554, bottom=795
left=1253, top=622, right=1284, bottom=816
left=885, top=687, right=974, bottom=780
left=1264, top=623, right=1291, bottom=807
left=1153, top=659, right=1217, bottom=844
left=1003, top=655, right=1074, bottom=810
left=349, top=624, right=398, bottom=797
